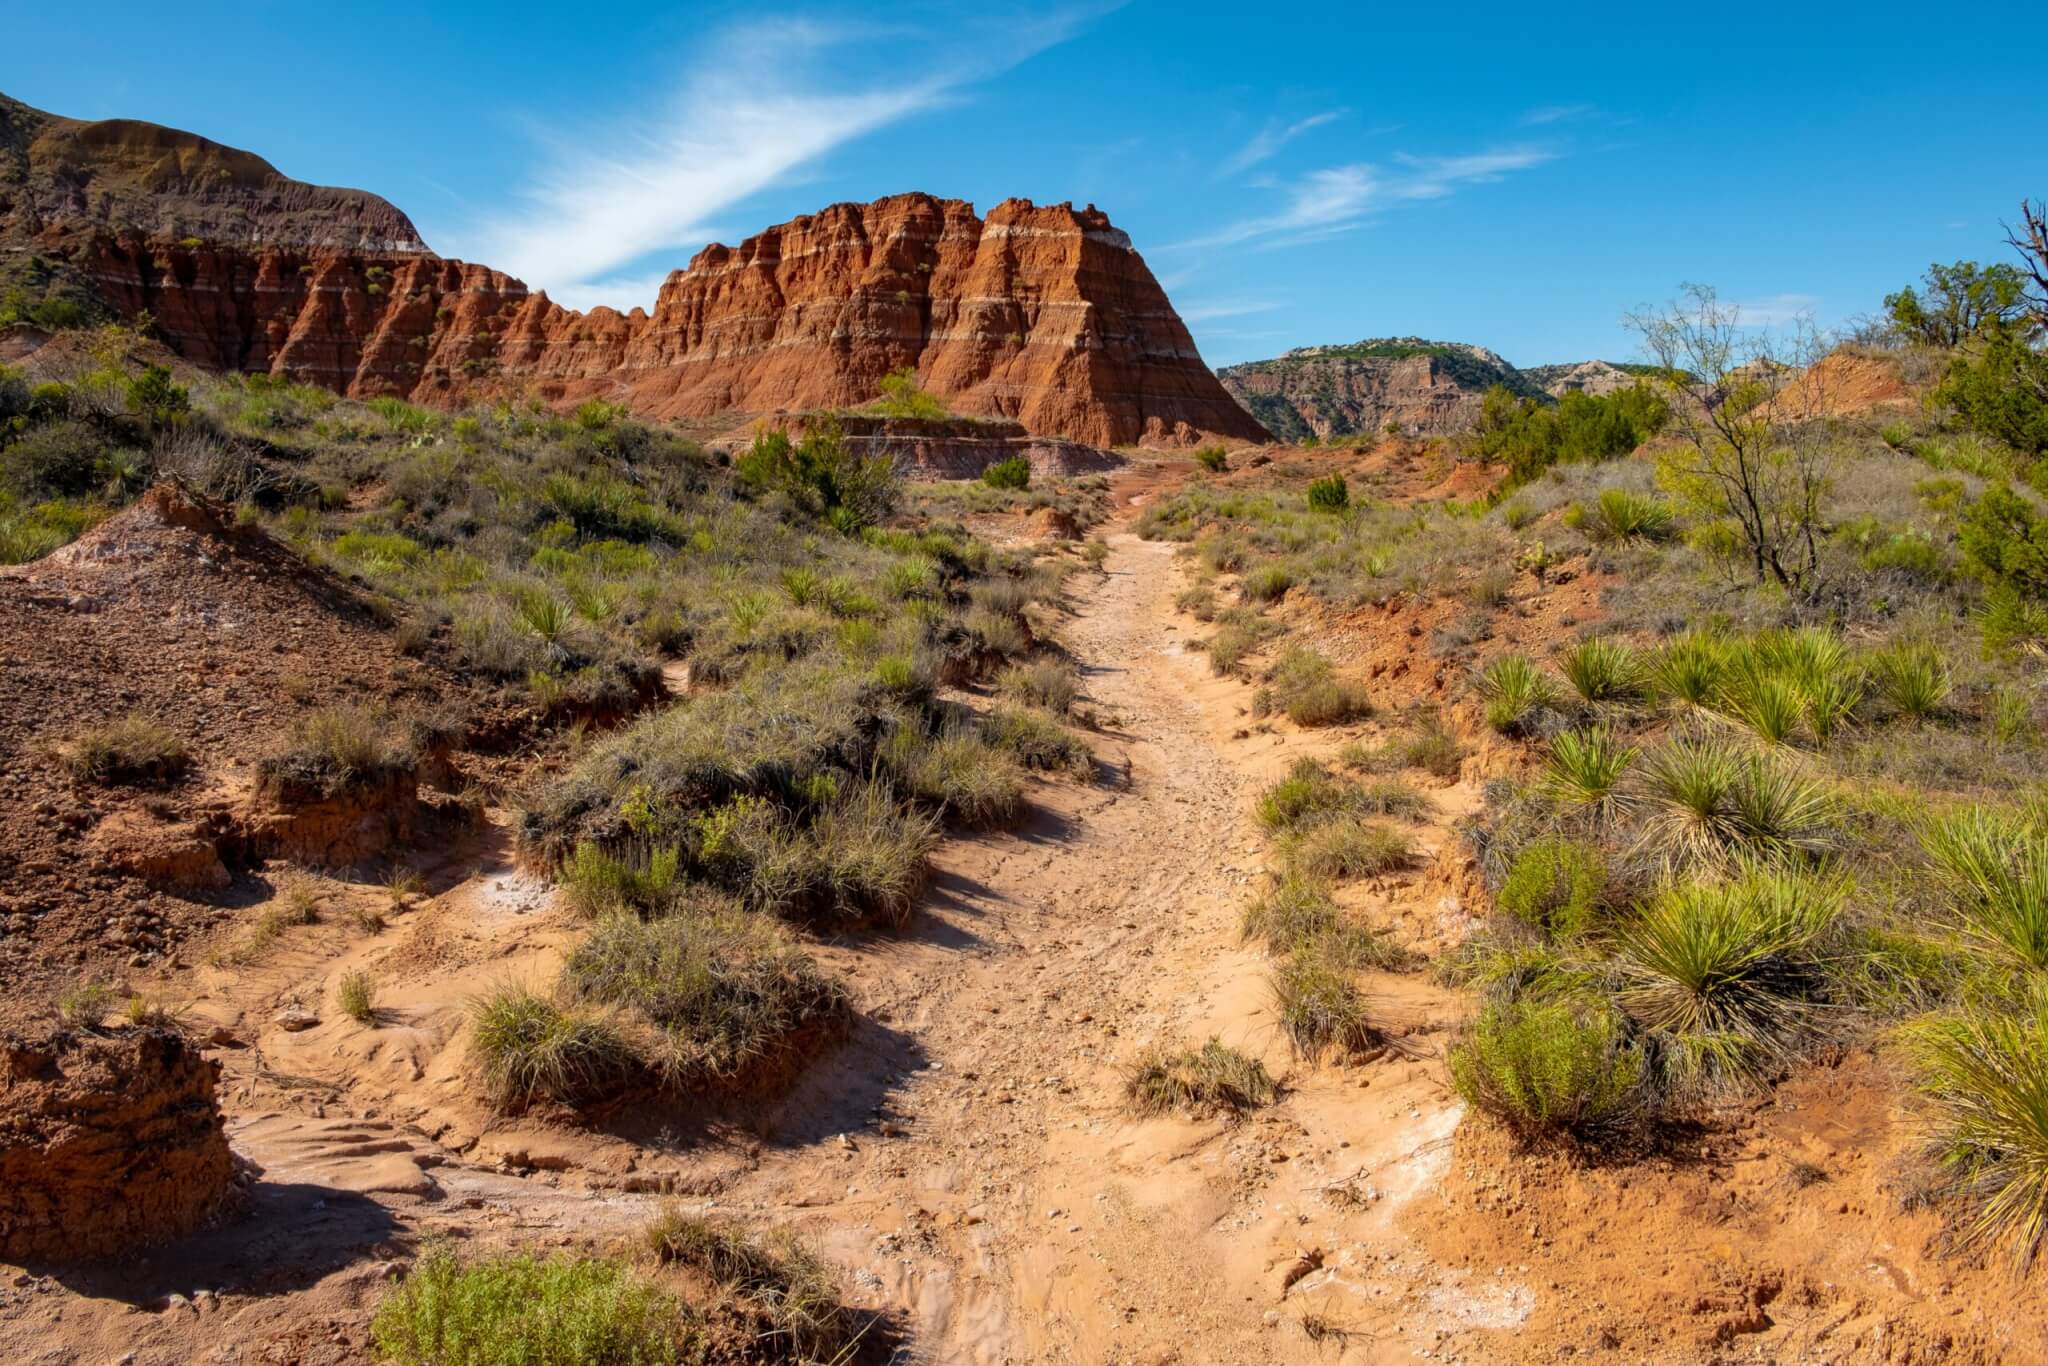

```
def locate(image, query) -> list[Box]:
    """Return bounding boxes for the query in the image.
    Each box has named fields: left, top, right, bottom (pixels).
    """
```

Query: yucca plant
left=515, top=588, right=572, bottom=646
left=1921, top=807, right=2048, bottom=974
left=1650, top=631, right=1733, bottom=710
left=1717, top=656, right=1806, bottom=745
left=1544, top=727, right=1637, bottom=811
left=1613, top=868, right=1841, bottom=1091
left=1729, top=755, right=1838, bottom=862
left=1903, top=997, right=2048, bottom=1267
left=1476, top=654, right=1558, bottom=735
left=1558, top=637, right=1645, bottom=706
left=1586, top=487, right=1675, bottom=543
left=1870, top=640, right=1952, bottom=723
left=1632, top=733, right=1748, bottom=867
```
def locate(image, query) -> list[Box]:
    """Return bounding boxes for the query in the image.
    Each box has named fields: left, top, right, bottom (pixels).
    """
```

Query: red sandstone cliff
left=4, top=95, right=1266, bottom=447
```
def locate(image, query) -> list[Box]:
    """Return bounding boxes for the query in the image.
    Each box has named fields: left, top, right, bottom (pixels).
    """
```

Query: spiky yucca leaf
left=1651, top=631, right=1733, bottom=709
left=1559, top=636, right=1646, bottom=705
left=1477, top=654, right=1558, bottom=735
left=1904, top=997, right=2048, bottom=1267
left=1921, top=807, right=2048, bottom=974
left=1544, top=727, right=1637, bottom=811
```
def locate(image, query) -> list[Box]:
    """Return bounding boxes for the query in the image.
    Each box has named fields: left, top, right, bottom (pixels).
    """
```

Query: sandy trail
left=2, top=528, right=1487, bottom=1366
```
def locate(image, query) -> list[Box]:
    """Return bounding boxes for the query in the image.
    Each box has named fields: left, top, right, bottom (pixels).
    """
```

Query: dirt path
left=4, top=529, right=1491, bottom=1365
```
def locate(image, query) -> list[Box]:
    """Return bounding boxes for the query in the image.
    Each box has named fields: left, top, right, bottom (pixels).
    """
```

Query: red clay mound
left=0, top=485, right=474, bottom=1017
left=0, top=1026, right=232, bottom=1263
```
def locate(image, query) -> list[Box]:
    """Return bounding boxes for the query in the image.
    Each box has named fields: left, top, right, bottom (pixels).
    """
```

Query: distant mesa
left=1218, top=337, right=1663, bottom=442
left=0, top=93, right=1266, bottom=449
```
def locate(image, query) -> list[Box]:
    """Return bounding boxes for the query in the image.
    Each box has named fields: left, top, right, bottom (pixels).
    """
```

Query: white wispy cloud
left=1177, top=299, right=1280, bottom=322
left=1520, top=103, right=1596, bottom=126
left=449, top=10, right=1101, bottom=313
left=1176, top=145, right=1555, bottom=249
left=1216, top=109, right=1347, bottom=178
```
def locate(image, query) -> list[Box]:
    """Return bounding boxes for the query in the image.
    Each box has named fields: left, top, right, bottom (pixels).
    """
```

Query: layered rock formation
left=1219, top=338, right=1659, bottom=440
left=3, top=94, right=1264, bottom=447
left=0, top=1027, right=232, bottom=1261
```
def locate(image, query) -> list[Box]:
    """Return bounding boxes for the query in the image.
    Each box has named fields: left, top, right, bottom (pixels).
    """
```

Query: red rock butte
left=3, top=96, right=1268, bottom=447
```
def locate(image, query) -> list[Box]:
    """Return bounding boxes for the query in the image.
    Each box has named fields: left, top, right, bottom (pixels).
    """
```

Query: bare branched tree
left=2005, top=198, right=2048, bottom=327
left=1626, top=284, right=1837, bottom=595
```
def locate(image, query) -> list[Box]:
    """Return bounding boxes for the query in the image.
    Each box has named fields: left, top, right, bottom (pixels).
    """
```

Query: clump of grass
left=1254, top=645, right=1370, bottom=727
left=57, top=980, right=113, bottom=1029
left=1920, top=807, right=2048, bottom=975
left=999, top=657, right=1078, bottom=715
left=1256, top=758, right=1352, bottom=832
left=641, top=1210, right=859, bottom=1361
left=1476, top=654, right=1558, bottom=735
left=982, top=703, right=1092, bottom=775
left=1283, top=817, right=1412, bottom=881
left=468, top=981, right=634, bottom=1112
left=1273, top=949, right=1383, bottom=1059
left=61, top=715, right=189, bottom=785
left=562, top=909, right=846, bottom=1088
left=259, top=704, right=410, bottom=796
left=1543, top=727, right=1637, bottom=811
left=1125, top=1038, right=1277, bottom=1119
left=561, top=841, right=683, bottom=918
left=123, top=994, right=186, bottom=1029
left=1582, top=487, right=1675, bottom=542
left=1557, top=637, right=1645, bottom=706
left=1241, top=871, right=1400, bottom=968
left=1342, top=713, right=1463, bottom=779
left=1449, top=996, right=1647, bottom=1143
left=1869, top=640, right=1952, bottom=723
left=1902, top=997, right=2048, bottom=1267
left=337, top=969, right=377, bottom=1024
left=1613, top=868, right=1841, bottom=1093
left=885, top=726, right=1026, bottom=828
left=371, top=1247, right=702, bottom=1365
left=1496, top=836, right=1607, bottom=940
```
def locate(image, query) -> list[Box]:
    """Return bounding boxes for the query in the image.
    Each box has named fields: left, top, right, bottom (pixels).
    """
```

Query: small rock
left=273, top=1007, right=318, bottom=1032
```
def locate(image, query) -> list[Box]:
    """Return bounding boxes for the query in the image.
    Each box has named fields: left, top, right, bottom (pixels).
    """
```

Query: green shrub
left=337, top=970, right=377, bottom=1024
left=1283, top=817, right=1412, bottom=881
left=1558, top=637, right=1645, bottom=705
left=371, top=1248, right=700, bottom=1365
left=1306, top=474, right=1350, bottom=512
left=1920, top=807, right=2048, bottom=974
left=1613, top=869, right=1841, bottom=1092
left=872, top=366, right=949, bottom=420
left=1543, top=727, right=1636, bottom=810
left=468, top=982, right=634, bottom=1111
left=1242, top=563, right=1295, bottom=603
left=1497, top=837, right=1607, bottom=939
left=560, top=842, right=682, bottom=918
left=884, top=726, right=1026, bottom=828
left=1449, top=997, right=1646, bottom=1142
left=1477, top=654, right=1557, bottom=735
left=1255, top=758, right=1356, bottom=833
left=1583, top=487, right=1675, bottom=542
left=982, top=455, right=1032, bottom=490
left=641, top=1211, right=858, bottom=1360
left=1193, top=445, right=1229, bottom=473
left=562, top=909, right=845, bottom=1087
left=61, top=715, right=189, bottom=785
left=1869, top=640, right=1952, bottom=722
left=1650, top=631, right=1733, bottom=709
left=1935, top=329, right=2048, bottom=455
left=1903, top=997, right=2048, bottom=1267
left=1633, top=734, right=1835, bottom=869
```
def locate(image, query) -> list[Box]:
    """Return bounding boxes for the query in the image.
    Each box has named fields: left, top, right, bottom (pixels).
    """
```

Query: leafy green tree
left=1959, top=483, right=2048, bottom=597
left=1933, top=326, right=2048, bottom=455
left=1885, top=261, right=2031, bottom=348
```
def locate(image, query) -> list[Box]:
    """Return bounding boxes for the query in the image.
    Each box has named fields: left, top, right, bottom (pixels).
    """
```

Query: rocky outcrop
left=737, top=413, right=1123, bottom=482
left=0, top=1027, right=232, bottom=1261
left=4, top=95, right=1263, bottom=447
left=1218, top=340, right=1673, bottom=440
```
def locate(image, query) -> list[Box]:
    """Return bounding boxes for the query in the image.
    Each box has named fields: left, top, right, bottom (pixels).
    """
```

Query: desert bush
left=337, top=970, right=377, bottom=1024
left=1125, top=1038, right=1276, bottom=1118
left=1613, top=868, right=1841, bottom=1092
left=1631, top=734, right=1836, bottom=869
left=61, top=714, right=188, bottom=784
left=468, top=982, right=634, bottom=1111
left=1254, top=645, right=1370, bottom=727
left=1497, top=836, right=1607, bottom=940
left=1241, top=871, right=1400, bottom=968
left=1306, top=474, right=1350, bottom=512
left=1920, top=807, right=2048, bottom=975
left=1273, top=948, right=1382, bottom=1059
left=560, top=841, right=683, bottom=918
left=371, top=1247, right=701, bottom=1365
left=883, top=726, right=1026, bottom=828
left=1477, top=654, right=1558, bottom=735
left=999, top=657, right=1078, bottom=714
left=982, top=703, right=1092, bottom=775
left=1902, top=997, right=2048, bottom=1267
left=1543, top=727, right=1636, bottom=811
left=1283, top=817, right=1412, bottom=882
left=562, top=910, right=845, bottom=1087
left=1449, top=996, right=1647, bottom=1143
left=1256, top=758, right=1355, bottom=832
left=1242, top=563, right=1296, bottom=603
left=1868, top=640, right=1952, bottom=722
left=1193, top=445, right=1229, bottom=473
left=982, top=455, right=1031, bottom=490
left=871, top=366, right=949, bottom=420
left=260, top=705, right=410, bottom=796
left=642, top=1210, right=859, bottom=1360
left=1558, top=637, right=1646, bottom=706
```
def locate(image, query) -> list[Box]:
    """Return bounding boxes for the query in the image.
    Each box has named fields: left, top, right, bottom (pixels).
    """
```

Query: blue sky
left=11, top=1, right=2046, bottom=367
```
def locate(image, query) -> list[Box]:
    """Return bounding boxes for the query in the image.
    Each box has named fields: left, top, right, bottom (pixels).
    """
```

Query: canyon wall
left=4, top=97, right=1266, bottom=447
